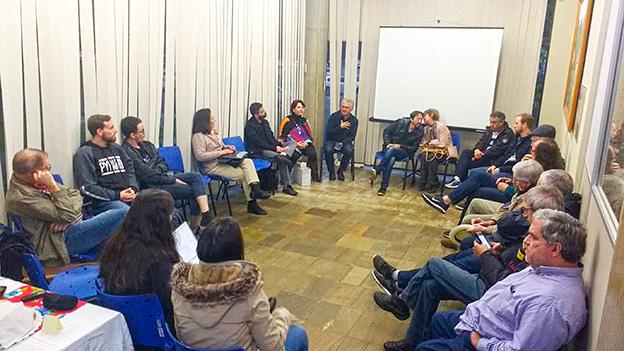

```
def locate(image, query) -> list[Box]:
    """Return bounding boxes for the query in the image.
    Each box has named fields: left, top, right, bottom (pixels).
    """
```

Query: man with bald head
left=6, top=148, right=127, bottom=266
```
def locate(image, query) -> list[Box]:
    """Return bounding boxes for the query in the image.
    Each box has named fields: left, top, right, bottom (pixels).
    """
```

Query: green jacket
left=5, top=176, right=83, bottom=266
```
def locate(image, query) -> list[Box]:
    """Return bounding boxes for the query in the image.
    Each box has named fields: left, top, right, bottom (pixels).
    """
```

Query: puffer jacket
left=171, top=260, right=293, bottom=351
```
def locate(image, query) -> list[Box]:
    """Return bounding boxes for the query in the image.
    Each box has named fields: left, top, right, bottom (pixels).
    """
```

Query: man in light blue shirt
left=415, top=209, right=587, bottom=351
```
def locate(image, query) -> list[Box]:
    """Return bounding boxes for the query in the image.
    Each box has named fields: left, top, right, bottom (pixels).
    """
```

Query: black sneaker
left=422, top=193, right=449, bottom=214
left=383, top=339, right=415, bottom=351
left=268, top=296, right=277, bottom=313
left=377, top=187, right=387, bottom=196
left=371, top=270, right=398, bottom=296
left=329, top=171, right=336, bottom=181
left=372, top=254, right=396, bottom=280
left=200, top=212, right=215, bottom=227
left=373, top=292, right=409, bottom=320
left=251, top=186, right=271, bottom=200
left=337, top=169, right=345, bottom=181
left=283, top=185, right=298, bottom=196
left=247, top=200, right=268, bottom=215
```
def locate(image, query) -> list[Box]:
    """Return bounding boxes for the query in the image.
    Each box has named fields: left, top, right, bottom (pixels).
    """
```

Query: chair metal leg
left=440, top=162, right=450, bottom=196
left=403, top=161, right=409, bottom=191
left=223, top=184, right=233, bottom=216
left=351, top=155, right=355, bottom=181
left=207, top=184, right=218, bottom=216
left=371, top=158, right=378, bottom=187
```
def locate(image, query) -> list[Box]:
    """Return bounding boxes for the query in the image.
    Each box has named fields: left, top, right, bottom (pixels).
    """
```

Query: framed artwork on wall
left=563, top=0, right=595, bottom=132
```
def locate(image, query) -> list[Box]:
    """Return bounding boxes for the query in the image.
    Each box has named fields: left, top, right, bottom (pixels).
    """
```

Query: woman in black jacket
left=99, top=188, right=180, bottom=331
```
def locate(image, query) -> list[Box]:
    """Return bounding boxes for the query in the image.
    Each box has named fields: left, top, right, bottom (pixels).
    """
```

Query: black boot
left=337, top=168, right=345, bottom=181
left=329, top=170, right=336, bottom=181
left=200, top=211, right=215, bottom=227
left=250, top=183, right=270, bottom=200
left=310, top=162, right=321, bottom=182
left=247, top=200, right=267, bottom=215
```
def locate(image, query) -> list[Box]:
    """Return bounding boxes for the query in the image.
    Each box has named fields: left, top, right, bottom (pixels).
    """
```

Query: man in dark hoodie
left=371, top=185, right=565, bottom=351
left=445, top=111, right=515, bottom=189
left=119, top=116, right=214, bottom=227
left=73, top=114, right=137, bottom=214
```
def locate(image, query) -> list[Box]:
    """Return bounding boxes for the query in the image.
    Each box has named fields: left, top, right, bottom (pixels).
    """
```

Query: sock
left=392, top=270, right=399, bottom=281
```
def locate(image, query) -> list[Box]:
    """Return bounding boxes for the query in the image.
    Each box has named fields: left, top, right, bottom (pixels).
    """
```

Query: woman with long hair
left=99, top=189, right=180, bottom=330
left=531, top=138, right=565, bottom=171
left=279, top=100, right=321, bottom=182
left=191, top=108, right=270, bottom=215
left=171, top=217, right=308, bottom=351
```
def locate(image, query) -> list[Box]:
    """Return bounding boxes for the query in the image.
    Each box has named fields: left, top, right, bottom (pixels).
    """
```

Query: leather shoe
left=329, top=171, right=336, bottom=181
left=337, top=169, right=345, bottom=181
left=251, top=185, right=271, bottom=200
left=283, top=185, right=298, bottom=196
left=383, top=339, right=414, bottom=351
left=247, top=200, right=267, bottom=215
left=373, top=292, right=409, bottom=320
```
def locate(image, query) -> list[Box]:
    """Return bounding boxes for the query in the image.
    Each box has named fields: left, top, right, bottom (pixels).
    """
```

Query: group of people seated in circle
left=368, top=111, right=586, bottom=350
left=5, top=102, right=586, bottom=350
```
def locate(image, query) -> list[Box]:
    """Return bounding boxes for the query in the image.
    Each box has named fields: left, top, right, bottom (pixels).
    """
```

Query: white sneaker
left=445, top=177, right=461, bottom=189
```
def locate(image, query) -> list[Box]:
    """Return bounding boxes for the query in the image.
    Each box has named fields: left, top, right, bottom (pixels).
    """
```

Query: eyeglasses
left=521, top=207, right=534, bottom=215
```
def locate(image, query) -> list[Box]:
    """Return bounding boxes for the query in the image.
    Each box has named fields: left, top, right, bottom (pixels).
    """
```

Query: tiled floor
left=216, top=167, right=459, bottom=350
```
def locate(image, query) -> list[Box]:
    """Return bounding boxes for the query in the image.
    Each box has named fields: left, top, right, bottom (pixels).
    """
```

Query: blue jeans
left=416, top=311, right=475, bottom=350
left=324, top=141, right=353, bottom=173
left=447, top=171, right=505, bottom=204
left=90, top=200, right=130, bottom=215
left=400, top=258, right=486, bottom=345
left=376, top=147, right=409, bottom=188
left=397, top=250, right=480, bottom=289
left=284, top=324, right=308, bottom=351
left=64, top=206, right=128, bottom=255
left=159, top=172, right=206, bottom=215
left=466, top=166, right=489, bottom=178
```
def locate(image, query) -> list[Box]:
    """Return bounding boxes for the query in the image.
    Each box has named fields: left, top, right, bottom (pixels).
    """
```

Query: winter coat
left=382, top=118, right=424, bottom=157
left=473, top=123, right=516, bottom=166
left=122, top=140, right=177, bottom=188
left=171, top=260, right=293, bottom=351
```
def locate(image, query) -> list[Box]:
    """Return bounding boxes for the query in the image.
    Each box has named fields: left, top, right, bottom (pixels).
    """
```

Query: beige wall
left=304, top=0, right=549, bottom=163
left=542, top=0, right=623, bottom=349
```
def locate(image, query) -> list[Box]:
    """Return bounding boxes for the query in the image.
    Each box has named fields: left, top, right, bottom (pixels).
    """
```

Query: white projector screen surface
left=373, top=27, right=504, bottom=129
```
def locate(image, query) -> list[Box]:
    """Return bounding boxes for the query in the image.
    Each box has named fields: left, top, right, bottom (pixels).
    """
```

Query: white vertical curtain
left=0, top=0, right=306, bottom=188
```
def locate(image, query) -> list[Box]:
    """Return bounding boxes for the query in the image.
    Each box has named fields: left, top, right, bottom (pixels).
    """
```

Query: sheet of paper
left=173, top=222, right=199, bottom=263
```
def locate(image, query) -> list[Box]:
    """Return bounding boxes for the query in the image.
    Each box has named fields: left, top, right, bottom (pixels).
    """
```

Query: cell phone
left=476, top=234, right=492, bottom=249
left=21, top=290, right=47, bottom=302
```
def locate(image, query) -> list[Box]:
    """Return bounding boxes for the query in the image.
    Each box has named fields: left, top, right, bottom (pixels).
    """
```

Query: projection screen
left=372, top=26, right=504, bottom=130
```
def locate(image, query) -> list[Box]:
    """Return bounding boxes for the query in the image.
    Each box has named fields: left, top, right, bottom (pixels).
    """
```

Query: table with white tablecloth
left=0, top=277, right=133, bottom=350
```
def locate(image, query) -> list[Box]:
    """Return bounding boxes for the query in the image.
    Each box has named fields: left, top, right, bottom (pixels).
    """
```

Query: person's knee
left=287, top=324, right=308, bottom=346
left=425, top=258, right=449, bottom=276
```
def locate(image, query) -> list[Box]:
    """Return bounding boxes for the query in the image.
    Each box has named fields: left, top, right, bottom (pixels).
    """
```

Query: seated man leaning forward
left=120, top=116, right=214, bottom=227
left=370, top=110, right=424, bottom=196
left=416, top=209, right=587, bottom=351
left=324, top=98, right=359, bottom=181
left=6, top=148, right=127, bottom=266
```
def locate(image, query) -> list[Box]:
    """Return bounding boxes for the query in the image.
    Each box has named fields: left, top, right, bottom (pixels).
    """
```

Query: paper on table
left=173, top=222, right=199, bottom=263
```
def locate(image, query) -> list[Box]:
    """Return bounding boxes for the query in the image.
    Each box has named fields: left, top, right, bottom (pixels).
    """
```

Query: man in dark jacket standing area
left=119, top=116, right=213, bottom=228
left=445, top=111, right=515, bottom=188
left=324, top=98, right=359, bottom=181
left=370, top=111, right=424, bottom=196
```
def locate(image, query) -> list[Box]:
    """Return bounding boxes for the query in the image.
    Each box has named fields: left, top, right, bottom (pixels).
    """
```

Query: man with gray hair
left=374, top=186, right=576, bottom=351
left=324, top=98, right=359, bottom=181
left=417, top=209, right=587, bottom=350
left=424, top=159, right=542, bottom=214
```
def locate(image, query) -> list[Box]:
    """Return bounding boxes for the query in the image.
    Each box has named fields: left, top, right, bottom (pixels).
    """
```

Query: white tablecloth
left=1, top=277, right=133, bottom=350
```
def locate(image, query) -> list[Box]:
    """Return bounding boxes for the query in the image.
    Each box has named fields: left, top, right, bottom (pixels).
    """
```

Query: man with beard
left=73, top=114, right=138, bottom=213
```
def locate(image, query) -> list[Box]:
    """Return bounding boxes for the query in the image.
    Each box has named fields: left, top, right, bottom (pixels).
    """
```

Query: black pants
left=454, top=149, right=490, bottom=181
left=324, top=141, right=353, bottom=173
left=292, top=144, right=319, bottom=179
left=420, top=158, right=440, bottom=186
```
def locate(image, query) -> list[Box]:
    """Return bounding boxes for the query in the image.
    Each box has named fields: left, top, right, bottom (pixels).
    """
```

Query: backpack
left=0, top=224, right=36, bottom=281
left=258, top=168, right=279, bottom=193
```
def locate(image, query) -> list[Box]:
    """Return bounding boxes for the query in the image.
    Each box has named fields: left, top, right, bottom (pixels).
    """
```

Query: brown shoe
left=440, top=238, right=459, bottom=250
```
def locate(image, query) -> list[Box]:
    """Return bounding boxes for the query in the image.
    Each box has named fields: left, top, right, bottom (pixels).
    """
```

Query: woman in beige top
left=419, top=108, right=458, bottom=192
left=191, top=108, right=270, bottom=215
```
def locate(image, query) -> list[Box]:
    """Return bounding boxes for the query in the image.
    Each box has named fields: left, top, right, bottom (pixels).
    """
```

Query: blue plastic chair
left=222, top=136, right=271, bottom=172
left=371, top=150, right=416, bottom=190
left=157, top=145, right=217, bottom=217
left=195, top=161, right=233, bottom=217
left=95, top=280, right=242, bottom=351
left=438, top=133, right=461, bottom=195
left=21, top=252, right=100, bottom=300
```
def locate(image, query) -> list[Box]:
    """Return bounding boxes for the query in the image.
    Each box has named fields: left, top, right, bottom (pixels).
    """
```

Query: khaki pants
left=209, top=159, right=259, bottom=201
left=463, top=198, right=503, bottom=223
